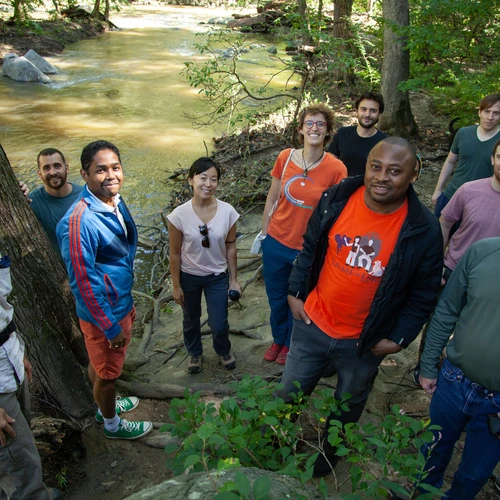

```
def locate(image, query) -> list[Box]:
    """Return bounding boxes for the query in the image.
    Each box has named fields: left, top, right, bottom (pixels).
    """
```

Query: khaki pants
left=0, top=377, right=51, bottom=500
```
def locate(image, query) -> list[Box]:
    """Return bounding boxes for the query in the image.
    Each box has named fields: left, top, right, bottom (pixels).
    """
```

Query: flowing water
left=0, top=5, right=295, bottom=222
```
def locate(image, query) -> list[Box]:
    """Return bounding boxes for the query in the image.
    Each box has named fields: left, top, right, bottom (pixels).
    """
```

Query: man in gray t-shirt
left=29, top=148, right=83, bottom=259
left=431, top=93, right=500, bottom=218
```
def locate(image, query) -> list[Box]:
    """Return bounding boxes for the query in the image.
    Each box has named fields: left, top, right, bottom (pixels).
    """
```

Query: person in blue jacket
left=57, top=140, right=152, bottom=441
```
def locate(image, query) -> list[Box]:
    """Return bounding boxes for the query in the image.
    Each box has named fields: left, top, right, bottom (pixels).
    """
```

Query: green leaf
left=263, top=416, right=279, bottom=426
left=183, top=454, right=202, bottom=468
left=253, top=476, right=271, bottom=500
left=367, top=437, right=387, bottom=448
left=234, top=470, right=251, bottom=497
left=164, top=442, right=178, bottom=454
left=196, top=424, right=215, bottom=441
left=213, top=492, right=241, bottom=500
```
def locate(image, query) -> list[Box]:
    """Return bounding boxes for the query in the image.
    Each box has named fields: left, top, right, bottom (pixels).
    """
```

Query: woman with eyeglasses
left=261, top=103, right=347, bottom=365
left=167, top=157, right=241, bottom=374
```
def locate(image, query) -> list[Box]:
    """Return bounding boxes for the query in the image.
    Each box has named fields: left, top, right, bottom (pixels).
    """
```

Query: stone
left=123, top=467, right=338, bottom=499
left=266, top=45, right=278, bottom=54
left=2, top=54, right=51, bottom=83
left=142, top=433, right=181, bottom=449
left=24, top=49, right=58, bottom=74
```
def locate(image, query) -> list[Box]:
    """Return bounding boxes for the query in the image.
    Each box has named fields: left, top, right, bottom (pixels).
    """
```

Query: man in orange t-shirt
left=278, top=138, right=443, bottom=477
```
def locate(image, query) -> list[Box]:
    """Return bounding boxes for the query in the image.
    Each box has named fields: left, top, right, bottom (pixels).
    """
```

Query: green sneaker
left=95, top=396, right=140, bottom=424
left=104, top=419, right=153, bottom=440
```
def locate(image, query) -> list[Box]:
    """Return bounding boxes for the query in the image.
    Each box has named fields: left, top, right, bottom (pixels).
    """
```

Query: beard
left=358, top=117, right=379, bottom=129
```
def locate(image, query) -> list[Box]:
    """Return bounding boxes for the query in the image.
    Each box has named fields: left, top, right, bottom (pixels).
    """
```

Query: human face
left=37, top=153, right=68, bottom=191
left=364, top=141, right=416, bottom=214
left=356, top=99, right=381, bottom=130
left=81, top=149, right=123, bottom=205
left=300, top=113, right=328, bottom=147
left=492, top=146, right=500, bottom=183
left=188, top=166, right=219, bottom=200
left=479, top=102, right=500, bottom=132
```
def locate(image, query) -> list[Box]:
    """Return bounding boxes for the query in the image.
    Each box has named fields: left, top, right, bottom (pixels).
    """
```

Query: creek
left=0, top=5, right=296, bottom=284
left=1, top=5, right=294, bottom=221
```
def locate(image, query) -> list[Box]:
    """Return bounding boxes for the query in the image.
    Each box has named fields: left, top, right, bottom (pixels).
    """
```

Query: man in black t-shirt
left=327, top=92, right=387, bottom=176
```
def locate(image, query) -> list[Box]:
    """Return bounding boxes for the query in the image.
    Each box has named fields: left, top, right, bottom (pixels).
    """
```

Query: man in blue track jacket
left=57, top=140, right=152, bottom=440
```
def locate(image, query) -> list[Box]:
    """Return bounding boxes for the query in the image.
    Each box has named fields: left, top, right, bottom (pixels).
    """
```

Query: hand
left=370, top=339, right=403, bottom=356
left=229, top=279, right=242, bottom=295
left=431, top=189, right=441, bottom=207
left=108, top=330, right=127, bottom=349
left=419, top=376, right=438, bottom=395
left=287, top=296, right=310, bottom=324
left=19, top=181, right=31, bottom=202
left=0, top=408, right=16, bottom=446
left=173, top=286, right=184, bottom=307
left=23, top=356, right=32, bottom=383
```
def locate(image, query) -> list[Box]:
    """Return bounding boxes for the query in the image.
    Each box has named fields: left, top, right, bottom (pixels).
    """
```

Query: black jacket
left=288, top=176, right=443, bottom=356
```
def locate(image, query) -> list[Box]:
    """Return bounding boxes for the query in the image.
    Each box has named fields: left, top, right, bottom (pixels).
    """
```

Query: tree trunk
left=91, top=0, right=101, bottom=18
left=332, top=0, right=355, bottom=84
left=298, top=0, right=312, bottom=44
left=0, top=145, right=93, bottom=418
left=104, top=0, right=110, bottom=21
left=379, top=0, right=418, bottom=137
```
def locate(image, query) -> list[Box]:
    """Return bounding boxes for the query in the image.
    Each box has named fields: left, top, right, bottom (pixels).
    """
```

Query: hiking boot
left=188, top=355, right=203, bottom=374
left=275, top=346, right=289, bottom=365
left=220, top=353, right=236, bottom=370
left=104, top=419, right=153, bottom=440
left=263, top=343, right=282, bottom=362
left=312, top=452, right=339, bottom=477
left=95, top=396, right=140, bottom=423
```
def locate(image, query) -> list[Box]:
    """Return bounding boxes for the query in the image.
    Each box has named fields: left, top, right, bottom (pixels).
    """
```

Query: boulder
left=123, top=467, right=337, bottom=499
left=2, top=54, right=51, bottom=83
left=266, top=45, right=278, bottom=54
left=24, top=49, right=58, bottom=74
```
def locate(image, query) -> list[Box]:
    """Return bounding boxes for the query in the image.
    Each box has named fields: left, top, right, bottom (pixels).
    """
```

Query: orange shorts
left=79, top=306, right=136, bottom=380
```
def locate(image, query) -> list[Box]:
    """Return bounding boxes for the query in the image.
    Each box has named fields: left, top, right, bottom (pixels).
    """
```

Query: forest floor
left=2, top=8, right=500, bottom=500
left=35, top=93, right=500, bottom=499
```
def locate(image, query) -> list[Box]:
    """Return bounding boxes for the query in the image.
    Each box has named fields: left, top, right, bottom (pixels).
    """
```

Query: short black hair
left=37, top=148, right=66, bottom=168
left=188, top=157, right=221, bottom=181
left=355, top=92, right=385, bottom=114
left=378, top=136, right=417, bottom=159
left=80, top=140, right=121, bottom=172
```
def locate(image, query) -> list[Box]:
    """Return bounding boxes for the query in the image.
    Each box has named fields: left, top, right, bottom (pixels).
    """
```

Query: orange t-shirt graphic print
left=304, top=186, right=408, bottom=339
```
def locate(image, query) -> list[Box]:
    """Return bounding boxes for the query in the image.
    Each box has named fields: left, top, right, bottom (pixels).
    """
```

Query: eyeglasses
left=304, top=120, right=326, bottom=130
left=199, top=224, right=210, bottom=248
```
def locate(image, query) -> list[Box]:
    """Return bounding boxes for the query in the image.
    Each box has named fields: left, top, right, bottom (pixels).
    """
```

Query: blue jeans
left=180, top=271, right=230, bottom=357
left=277, top=319, right=383, bottom=446
left=261, top=235, right=299, bottom=347
left=434, top=192, right=450, bottom=219
left=420, top=358, right=500, bottom=499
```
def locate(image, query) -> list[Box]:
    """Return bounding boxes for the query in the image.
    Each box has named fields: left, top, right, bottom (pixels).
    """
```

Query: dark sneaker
left=263, top=343, right=282, bottom=362
left=312, top=452, right=339, bottom=477
left=413, top=367, right=421, bottom=387
left=95, top=396, right=140, bottom=423
left=220, top=353, right=236, bottom=370
left=188, top=355, right=203, bottom=374
left=275, top=346, right=289, bottom=365
left=104, top=419, right=153, bottom=440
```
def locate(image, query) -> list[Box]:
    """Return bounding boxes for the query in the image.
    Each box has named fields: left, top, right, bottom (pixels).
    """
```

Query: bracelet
left=225, top=239, right=236, bottom=244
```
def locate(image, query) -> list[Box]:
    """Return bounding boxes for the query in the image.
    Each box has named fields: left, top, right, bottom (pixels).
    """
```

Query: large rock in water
left=24, top=49, right=58, bottom=74
left=2, top=54, right=51, bottom=83
left=123, top=467, right=338, bottom=499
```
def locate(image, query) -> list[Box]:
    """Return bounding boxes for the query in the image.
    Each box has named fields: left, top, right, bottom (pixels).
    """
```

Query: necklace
left=301, top=150, right=324, bottom=185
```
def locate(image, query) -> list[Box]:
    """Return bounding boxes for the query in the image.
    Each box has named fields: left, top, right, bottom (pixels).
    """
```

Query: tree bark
left=298, top=0, right=312, bottom=44
left=332, top=0, right=355, bottom=84
left=0, top=145, right=93, bottom=418
left=91, top=0, right=101, bottom=18
left=379, top=0, right=418, bottom=137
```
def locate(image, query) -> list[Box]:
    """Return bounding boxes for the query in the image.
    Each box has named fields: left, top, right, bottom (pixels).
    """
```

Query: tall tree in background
left=0, top=145, right=93, bottom=419
left=331, top=0, right=355, bottom=83
left=379, top=0, right=417, bottom=136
